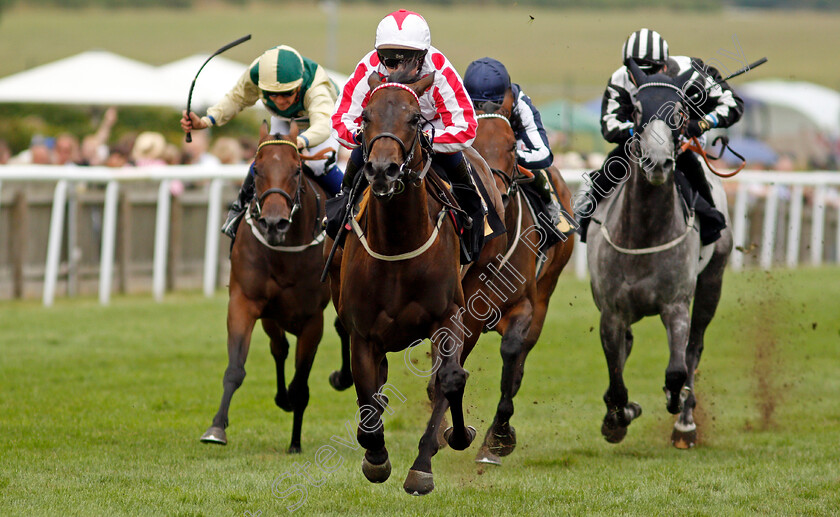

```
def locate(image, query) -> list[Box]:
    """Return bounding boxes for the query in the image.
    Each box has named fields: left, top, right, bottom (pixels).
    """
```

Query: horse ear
left=410, top=72, right=435, bottom=98
left=368, top=72, right=383, bottom=90
left=626, top=59, right=646, bottom=87
left=260, top=120, right=269, bottom=140
left=677, top=69, right=699, bottom=94
left=288, top=121, right=299, bottom=141
left=501, top=89, right=514, bottom=117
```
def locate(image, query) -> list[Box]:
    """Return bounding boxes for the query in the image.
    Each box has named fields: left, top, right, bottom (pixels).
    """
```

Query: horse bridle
left=476, top=113, right=519, bottom=196
left=361, top=83, right=435, bottom=186
left=634, top=81, right=690, bottom=143
left=250, top=139, right=304, bottom=223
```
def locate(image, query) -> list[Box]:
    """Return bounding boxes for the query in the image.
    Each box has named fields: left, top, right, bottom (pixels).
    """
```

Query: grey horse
left=585, top=60, right=733, bottom=448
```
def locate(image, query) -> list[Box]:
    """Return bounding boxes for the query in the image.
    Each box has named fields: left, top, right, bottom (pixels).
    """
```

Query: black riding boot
left=675, top=153, right=726, bottom=245
left=440, top=154, right=487, bottom=263
left=324, top=159, right=362, bottom=241
left=221, top=166, right=256, bottom=241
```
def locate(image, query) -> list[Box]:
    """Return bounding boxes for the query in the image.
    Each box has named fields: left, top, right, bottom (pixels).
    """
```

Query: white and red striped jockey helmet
left=375, top=9, right=431, bottom=51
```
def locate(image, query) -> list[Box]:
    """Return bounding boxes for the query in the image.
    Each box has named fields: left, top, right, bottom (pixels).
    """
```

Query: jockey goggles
left=377, top=48, right=427, bottom=69
left=267, top=88, right=298, bottom=98
left=632, top=58, right=666, bottom=73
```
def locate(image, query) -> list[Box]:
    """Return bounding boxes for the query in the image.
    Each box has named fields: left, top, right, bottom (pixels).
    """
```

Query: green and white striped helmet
left=258, top=45, right=304, bottom=93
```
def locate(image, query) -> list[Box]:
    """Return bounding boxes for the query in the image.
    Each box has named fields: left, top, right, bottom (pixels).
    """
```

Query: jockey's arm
left=512, top=87, right=554, bottom=170
left=428, top=56, right=476, bottom=153
left=685, top=57, right=745, bottom=130
left=202, top=63, right=262, bottom=129
left=298, top=66, right=338, bottom=149
left=600, top=67, right=636, bottom=144
left=331, top=56, right=374, bottom=149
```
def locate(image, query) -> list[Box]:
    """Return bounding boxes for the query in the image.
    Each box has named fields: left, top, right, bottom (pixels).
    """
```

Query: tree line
left=1, top=0, right=838, bottom=10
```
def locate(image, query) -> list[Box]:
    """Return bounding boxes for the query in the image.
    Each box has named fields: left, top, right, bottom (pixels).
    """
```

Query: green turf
left=1, top=267, right=839, bottom=515
left=1, top=3, right=839, bottom=104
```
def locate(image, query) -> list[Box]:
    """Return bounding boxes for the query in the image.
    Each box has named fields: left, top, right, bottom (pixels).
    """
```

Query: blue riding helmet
left=464, top=57, right=511, bottom=103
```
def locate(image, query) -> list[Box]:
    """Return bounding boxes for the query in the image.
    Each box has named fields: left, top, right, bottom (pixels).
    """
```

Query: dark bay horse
left=200, top=122, right=333, bottom=453
left=331, top=71, right=484, bottom=496
left=468, top=96, right=575, bottom=465
left=586, top=60, right=733, bottom=448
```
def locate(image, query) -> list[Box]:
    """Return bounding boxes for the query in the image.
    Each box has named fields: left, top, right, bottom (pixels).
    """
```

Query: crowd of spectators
left=0, top=107, right=255, bottom=169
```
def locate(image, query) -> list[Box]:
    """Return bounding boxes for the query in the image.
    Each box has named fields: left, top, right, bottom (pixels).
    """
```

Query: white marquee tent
left=737, top=80, right=840, bottom=138
left=0, top=50, right=349, bottom=110
left=0, top=50, right=174, bottom=106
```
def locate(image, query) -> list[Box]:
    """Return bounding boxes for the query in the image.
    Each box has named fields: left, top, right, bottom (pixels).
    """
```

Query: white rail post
left=152, top=180, right=171, bottom=302
left=0, top=180, right=3, bottom=212
left=811, top=186, right=826, bottom=266
left=574, top=234, right=587, bottom=280
left=203, top=179, right=224, bottom=297
left=731, top=182, right=749, bottom=271
left=785, top=185, right=804, bottom=268
left=760, top=184, right=779, bottom=270
left=98, top=180, right=119, bottom=305
left=43, top=180, right=68, bottom=307
left=836, top=204, right=840, bottom=263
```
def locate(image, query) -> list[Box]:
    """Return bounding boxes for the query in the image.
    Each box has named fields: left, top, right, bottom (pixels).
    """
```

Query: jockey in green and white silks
left=180, top=45, right=343, bottom=241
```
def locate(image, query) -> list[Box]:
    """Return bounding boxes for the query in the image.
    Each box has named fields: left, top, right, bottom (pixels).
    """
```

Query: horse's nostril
left=663, top=159, right=675, bottom=171
left=277, top=219, right=291, bottom=233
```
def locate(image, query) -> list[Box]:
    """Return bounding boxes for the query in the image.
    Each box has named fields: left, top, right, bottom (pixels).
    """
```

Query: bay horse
left=585, top=60, right=733, bottom=448
left=200, top=122, right=335, bottom=453
left=330, top=71, right=487, bottom=496
left=468, top=96, right=575, bottom=465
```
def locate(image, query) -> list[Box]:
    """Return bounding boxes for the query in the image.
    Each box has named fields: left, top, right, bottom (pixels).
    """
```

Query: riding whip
left=184, top=34, right=251, bottom=143
left=696, top=57, right=768, bottom=96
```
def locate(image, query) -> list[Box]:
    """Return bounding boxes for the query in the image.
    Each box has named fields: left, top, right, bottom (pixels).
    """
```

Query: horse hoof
left=328, top=370, right=353, bottom=391
left=403, top=469, right=435, bottom=496
left=275, top=393, right=293, bottom=412
left=443, top=425, right=477, bottom=451
left=601, top=421, right=627, bottom=444
left=490, top=426, right=517, bottom=457
left=200, top=426, right=227, bottom=445
left=287, top=444, right=302, bottom=454
left=671, top=422, right=697, bottom=450
left=475, top=445, right=502, bottom=466
left=361, top=457, right=391, bottom=483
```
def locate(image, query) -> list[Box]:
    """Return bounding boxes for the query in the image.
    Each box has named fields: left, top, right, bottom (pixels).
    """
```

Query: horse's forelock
left=475, top=100, right=505, bottom=115
left=387, top=69, right=423, bottom=85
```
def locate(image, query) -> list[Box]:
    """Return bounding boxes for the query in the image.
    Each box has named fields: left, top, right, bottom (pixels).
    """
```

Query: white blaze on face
left=639, top=119, right=675, bottom=185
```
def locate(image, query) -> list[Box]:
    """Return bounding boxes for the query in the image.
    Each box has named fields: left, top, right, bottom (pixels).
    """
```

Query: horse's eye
left=361, top=111, right=370, bottom=124
left=410, top=113, right=422, bottom=125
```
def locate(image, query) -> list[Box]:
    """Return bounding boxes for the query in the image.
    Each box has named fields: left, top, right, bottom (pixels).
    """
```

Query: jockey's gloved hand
left=685, top=119, right=710, bottom=138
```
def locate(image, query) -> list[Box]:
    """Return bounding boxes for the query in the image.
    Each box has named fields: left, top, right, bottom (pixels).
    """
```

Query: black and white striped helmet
left=622, top=29, right=669, bottom=70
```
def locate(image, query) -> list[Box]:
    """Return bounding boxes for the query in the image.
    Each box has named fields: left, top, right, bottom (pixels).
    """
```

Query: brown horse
left=200, top=122, right=333, bottom=453
left=329, top=71, right=490, bottom=496
left=463, top=97, right=576, bottom=465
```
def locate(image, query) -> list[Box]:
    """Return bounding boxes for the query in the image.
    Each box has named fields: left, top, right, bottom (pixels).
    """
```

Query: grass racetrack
left=2, top=267, right=839, bottom=515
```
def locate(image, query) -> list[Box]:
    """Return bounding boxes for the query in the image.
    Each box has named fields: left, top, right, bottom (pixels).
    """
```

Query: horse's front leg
left=476, top=301, right=532, bottom=466
left=329, top=316, right=353, bottom=391
left=675, top=233, right=730, bottom=449
left=263, top=319, right=292, bottom=412
left=660, top=302, right=691, bottom=415
left=284, top=313, right=324, bottom=454
left=351, top=336, right=390, bottom=484
left=201, top=290, right=259, bottom=445
left=404, top=307, right=474, bottom=496
left=600, top=310, right=642, bottom=443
